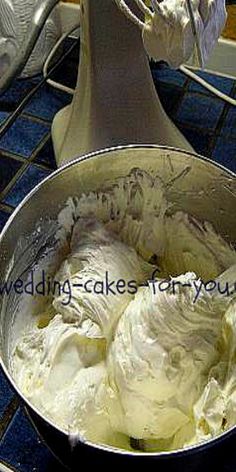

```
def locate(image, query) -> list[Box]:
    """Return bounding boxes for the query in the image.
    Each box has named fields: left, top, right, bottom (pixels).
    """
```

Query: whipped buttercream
left=11, top=168, right=236, bottom=452
left=106, top=271, right=234, bottom=450
left=142, top=0, right=227, bottom=68
left=53, top=218, right=153, bottom=339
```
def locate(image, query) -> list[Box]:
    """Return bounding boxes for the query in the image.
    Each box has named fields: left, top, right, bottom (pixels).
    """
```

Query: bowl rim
left=0, top=143, right=236, bottom=458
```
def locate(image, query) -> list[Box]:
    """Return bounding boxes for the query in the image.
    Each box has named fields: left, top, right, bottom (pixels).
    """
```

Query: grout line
left=21, top=112, right=51, bottom=126
left=0, top=39, right=80, bottom=208
left=155, top=86, right=184, bottom=118
left=174, top=119, right=236, bottom=146
left=0, top=203, right=13, bottom=213
left=171, top=70, right=234, bottom=141
left=32, top=161, right=55, bottom=172
left=27, top=133, right=51, bottom=162
left=207, top=102, right=232, bottom=157
left=26, top=132, right=56, bottom=170
left=0, top=132, right=52, bottom=202
left=0, top=398, right=19, bottom=441
left=0, top=162, right=30, bottom=202
left=167, top=76, right=192, bottom=120
left=174, top=118, right=224, bottom=136
left=176, top=124, right=214, bottom=140
left=171, top=78, right=192, bottom=118
left=0, top=84, right=38, bottom=113
left=231, top=81, right=236, bottom=98
left=155, top=68, right=236, bottom=102
left=28, top=134, right=57, bottom=171
left=0, top=151, right=27, bottom=164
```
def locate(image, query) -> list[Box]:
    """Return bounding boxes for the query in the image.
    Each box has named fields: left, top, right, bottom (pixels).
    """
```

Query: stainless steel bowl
left=0, top=145, right=236, bottom=470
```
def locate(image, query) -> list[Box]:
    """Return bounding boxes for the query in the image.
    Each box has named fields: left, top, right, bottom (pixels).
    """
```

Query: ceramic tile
left=221, top=106, right=236, bottom=139
left=0, top=368, right=15, bottom=418
left=0, top=155, right=22, bottom=193
left=154, top=82, right=183, bottom=116
left=34, top=137, right=57, bottom=169
left=188, top=70, right=234, bottom=95
left=24, top=85, right=71, bottom=122
left=151, top=62, right=187, bottom=87
left=0, top=408, right=66, bottom=472
left=178, top=126, right=214, bottom=157
left=50, top=60, right=78, bottom=91
left=0, top=118, right=49, bottom=159
left=176, top=93, right=225, bottom=131
left=0, top=78, right=40, bottom=112
left=3, top=165, right=51, bottom=207
left=211, top=137, right=236, bottom=172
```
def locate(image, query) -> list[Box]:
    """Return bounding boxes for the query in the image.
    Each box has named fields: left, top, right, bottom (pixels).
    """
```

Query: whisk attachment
left=114, top=0, right=227, bottom=69
left=113, top=0, right=147, bottom=29
left=186, top=0, right=203, bottom=66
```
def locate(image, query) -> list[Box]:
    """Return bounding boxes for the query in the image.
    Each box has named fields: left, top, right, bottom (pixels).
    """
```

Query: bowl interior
left=0, top=145, right=235, bottom=453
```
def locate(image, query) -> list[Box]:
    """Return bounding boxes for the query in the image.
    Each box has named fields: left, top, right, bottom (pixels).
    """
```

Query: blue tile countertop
left=0, top=36, right=236, bottom=471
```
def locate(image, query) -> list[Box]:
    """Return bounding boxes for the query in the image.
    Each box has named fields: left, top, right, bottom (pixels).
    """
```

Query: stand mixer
left=0, top=0, right=227, bottom=166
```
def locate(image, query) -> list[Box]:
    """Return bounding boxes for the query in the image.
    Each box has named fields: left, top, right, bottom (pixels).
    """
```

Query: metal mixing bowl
left=0, top=145, right=236, bottom=470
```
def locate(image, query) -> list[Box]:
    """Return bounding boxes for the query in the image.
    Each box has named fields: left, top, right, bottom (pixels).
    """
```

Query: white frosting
left=193, top=299, right=236, bottom=443
left=106, top=271, right=232, bottom=448
left=11, top=168, right=236, bottom=452
left=142, top=0, right=227, bottom=68
left=53, top=218, right=153, bottom=340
